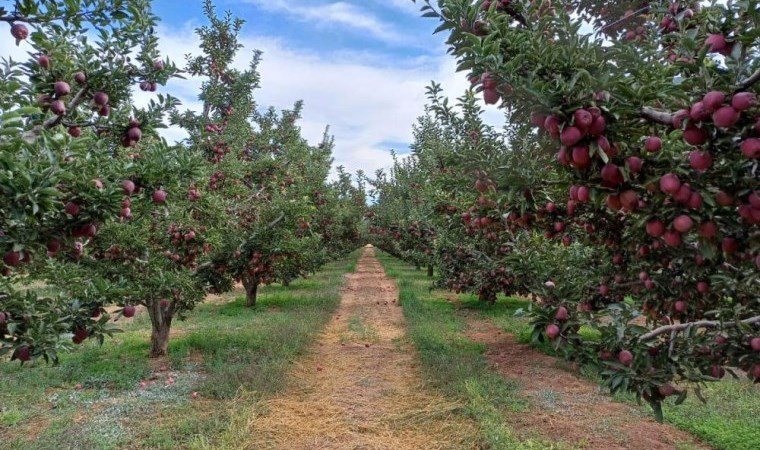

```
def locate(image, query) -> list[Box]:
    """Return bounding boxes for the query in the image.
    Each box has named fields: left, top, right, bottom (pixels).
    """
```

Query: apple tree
left=1, top=0, right=182, bottom=362
left=174, top=2, right=362, bottom=308
left=407, top=0, right=760, bottom=418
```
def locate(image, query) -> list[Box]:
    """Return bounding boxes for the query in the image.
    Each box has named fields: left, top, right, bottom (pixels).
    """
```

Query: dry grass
left=232, top=248, right=481, bottom=450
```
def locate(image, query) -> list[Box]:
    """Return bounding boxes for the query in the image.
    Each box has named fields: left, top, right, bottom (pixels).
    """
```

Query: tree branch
left=0, top=10, right=98, bottom=24
left=267, top=212, right=285, bottom=229
left=638, top=315, right=760, bottom=342
left=641, top=106, right=674, bottom=126
left=738, top=68, right=760, bottom=91
left=598, top=6, right=651, bottom=34
left=43, top=86, right=89, bottom=129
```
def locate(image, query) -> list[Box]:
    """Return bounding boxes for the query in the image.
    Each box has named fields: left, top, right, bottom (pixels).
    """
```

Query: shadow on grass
left=376, top=251, right=567, bottom=450
left=0, top=249, right=363, bottom=450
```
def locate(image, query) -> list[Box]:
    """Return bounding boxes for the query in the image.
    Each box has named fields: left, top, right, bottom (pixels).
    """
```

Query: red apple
left=54, top=81, right=70, bottom=97
left=573, top=109, right=593, bottom=129
left=152, top=190, right=167, bottom=204
left=683, top=126, right=708, bottom=145
left=3, top=251, right=21, bottom=267
left=740, top=138, right=760, bottom=158
left=705, top=34, right=727, bottom=53
left=646, top=219, right=665, bottom=237
left=123, top=305, right=136, bottom=318
left=690, top=102, right=710, bottom=121
left=658, top=384, right=675, bottom=397
left=576, top=186, right=590, bottom=203
left=483, top=87, right=500, bottom=105
left=50, top=100, right=65, bottom=115
left=627, top=156, right=643, bottom=173
left=713, top=106, right=740, bottom=128
left=65, top=201, right=80, bottom=216
left=663, top=230, right=682, bottom=247
left=731, top=92, right=756, bottom=111
left=122, top=180, right=136, bottom=195
left=689, top=150, right=712, bottom=172
left=618, top=350, right=633, bottom=366
left=544, top=115, right=560, bottom=138
left=546, top=324, right=561, bottom=340
left=600, top=163, right=623, bottom=186
left=15, top=345, right=31, bottom=362
left=721, top=237, right=739, bottom=254
left=572, top=146, right=591, bottom=169
left=702, top=91, right=725, bottom=111
left=645, top=136, right=662, bottom=152
left=709, top=365, right=726, bottom=379
left=588, top=115, right=606, bottom=135
left=659, top=173, right=681, bottom=194
left=37, top=54, right=50, bottom=69
left=93, top=91, right=109, bottom=106
left=127, top=127, right=142, bottom=142
left=560, top=127, right=583, bottom=146
left=10, top=23, right=28, bottom=41
left=673, top=215, right=694, bottom=233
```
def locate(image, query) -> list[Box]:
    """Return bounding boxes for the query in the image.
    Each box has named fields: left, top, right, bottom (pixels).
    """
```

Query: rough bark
left=427, top=264, right=434, bottom=277
left=242, top=274, right=259, bottom=307
left=147, top=301, right=173, bottom=358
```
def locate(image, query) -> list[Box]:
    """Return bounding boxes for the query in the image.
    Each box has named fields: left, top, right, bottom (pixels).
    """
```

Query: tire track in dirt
left=464, top=316, right=710, bottom=450
left=244, top=246, right=479, bottom=449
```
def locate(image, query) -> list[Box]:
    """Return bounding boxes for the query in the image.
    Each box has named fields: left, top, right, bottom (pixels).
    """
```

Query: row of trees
left=1, top=0, right=364, bottom=361
left=368, top=0, right=759, bottom=419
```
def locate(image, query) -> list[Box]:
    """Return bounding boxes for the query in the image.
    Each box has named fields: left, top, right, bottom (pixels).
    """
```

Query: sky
left=146, top=0, right=506, bottom=178
left=3, top=0, right=505, bottom=178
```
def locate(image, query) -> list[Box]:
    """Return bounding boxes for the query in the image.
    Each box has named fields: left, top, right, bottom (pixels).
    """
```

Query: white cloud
left=132, top=21, right=504, bottom=180
left=242, top=0, right=407, bottom=44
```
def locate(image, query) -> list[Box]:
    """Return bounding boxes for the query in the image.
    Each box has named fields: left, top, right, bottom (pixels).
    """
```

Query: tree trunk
left=147, top=301, right=173, bottom=358
left=427, top=264, right=434, bottom=277
left=415, top=264, right=421, bottom=271
left=242, top=274, right=259, bottom=307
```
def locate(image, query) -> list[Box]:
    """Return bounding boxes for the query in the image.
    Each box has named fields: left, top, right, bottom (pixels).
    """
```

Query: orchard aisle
left=243, top=246, right=478, bottom=449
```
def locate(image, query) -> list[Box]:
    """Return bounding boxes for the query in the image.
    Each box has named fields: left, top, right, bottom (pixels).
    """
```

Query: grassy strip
left=456, top=286, right=760, bottom=450
left=0, top=251, right=360, bottom=450
left=376, top=251, right=568, bottom=450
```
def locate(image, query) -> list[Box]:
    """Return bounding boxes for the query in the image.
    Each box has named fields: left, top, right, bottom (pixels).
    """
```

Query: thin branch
left=641, top=106, right=674, bottom=126
left=638, top=315, right=760, bottom=342
left=738, top=67, right=760, bottom=90
left=0, top=10, right=98, bottom=24
left=43, top=86, right=89, bottom=129
left=267, top=212, right=285, bottom=229
left=598, top=6, right=651, bottom=34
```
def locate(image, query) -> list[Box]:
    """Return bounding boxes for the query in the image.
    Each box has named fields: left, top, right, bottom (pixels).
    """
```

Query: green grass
left=450, top=273, right=760, bottom=450
left=0, top=250, right=361, bottom=450
left=377, top=251, right=571, bottom=450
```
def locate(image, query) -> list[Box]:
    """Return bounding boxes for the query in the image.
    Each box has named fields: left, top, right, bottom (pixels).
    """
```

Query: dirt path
left=464, top=316, right=710, bottom=450
left=244, top=246, right=478, bottom=449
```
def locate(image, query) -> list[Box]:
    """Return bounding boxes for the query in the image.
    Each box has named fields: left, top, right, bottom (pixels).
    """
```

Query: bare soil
left=243, top=246, right=479, bottom=450
left=464, top=316, right=710, bottom=450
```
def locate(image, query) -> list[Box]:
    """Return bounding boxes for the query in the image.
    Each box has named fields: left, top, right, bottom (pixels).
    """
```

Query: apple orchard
left=1, top=0, right=759, bottom=422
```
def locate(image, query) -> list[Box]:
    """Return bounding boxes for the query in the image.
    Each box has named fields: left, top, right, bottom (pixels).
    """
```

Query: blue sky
left=148, top=0, right=505, bottom=176
left=7, top=0, right=505, bottom=177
